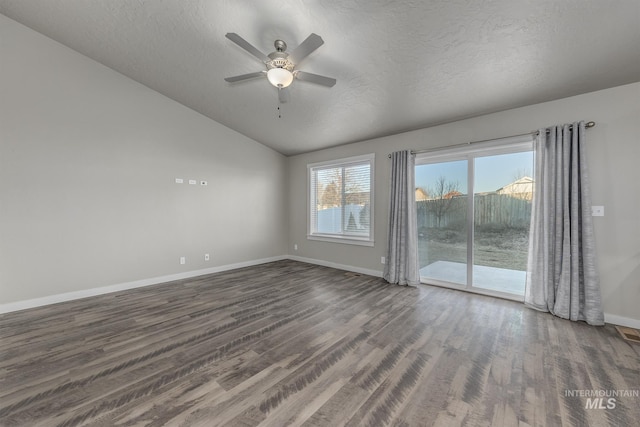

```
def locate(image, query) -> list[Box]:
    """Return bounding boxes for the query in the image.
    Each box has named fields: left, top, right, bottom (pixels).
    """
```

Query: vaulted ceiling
left=1, top=1, right=639, bottom=155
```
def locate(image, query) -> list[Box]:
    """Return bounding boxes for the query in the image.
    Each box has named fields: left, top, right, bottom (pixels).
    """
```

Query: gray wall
left=0, top=16, right=288, bottom=304
left=287, top=83, right=640, bottom=325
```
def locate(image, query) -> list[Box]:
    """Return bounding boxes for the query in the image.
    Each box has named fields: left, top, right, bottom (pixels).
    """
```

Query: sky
left=415, top=151, right=534, bottom=194
left=316, top=164, right=371, bottom=191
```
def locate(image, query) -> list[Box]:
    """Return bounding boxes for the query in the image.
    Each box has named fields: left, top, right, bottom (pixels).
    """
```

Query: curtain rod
left=388, top=121, right=595, bottom=158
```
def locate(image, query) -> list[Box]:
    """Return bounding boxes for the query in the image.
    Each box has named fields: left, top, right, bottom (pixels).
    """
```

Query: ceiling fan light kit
left=267, top=68, right=294, bottom=88
left=225, top=32, right=336, bottom=101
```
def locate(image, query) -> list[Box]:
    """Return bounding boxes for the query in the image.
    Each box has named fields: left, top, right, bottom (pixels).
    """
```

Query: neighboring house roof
left=415, top=188, right=429, bottom=201
left=443, top=190, right=463, bottom=199
left=496, top=176, right=534, bottom=200
left=416, top=188, right=464, bottom=201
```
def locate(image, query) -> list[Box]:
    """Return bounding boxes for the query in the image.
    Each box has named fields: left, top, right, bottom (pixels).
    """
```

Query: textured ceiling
left=1, top=0, right=639, bottom=156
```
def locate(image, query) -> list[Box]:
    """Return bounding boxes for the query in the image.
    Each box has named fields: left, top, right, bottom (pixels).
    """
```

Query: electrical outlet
left=175, top=178, right=184, bottom=184
left=200, top=181, right=208, bottom=186
left=204, top=253, right=210, bottom=261
left=591, top=206, right=604, bottom=216
left=381, top=256, right=385, bottom=264
left=188, top=179, right=197, bottom=185
left=180, top=256, right=186, bottom=265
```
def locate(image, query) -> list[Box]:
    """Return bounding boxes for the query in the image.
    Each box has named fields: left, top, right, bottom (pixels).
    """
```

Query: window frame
left=307, top=153, right=375, bottom=246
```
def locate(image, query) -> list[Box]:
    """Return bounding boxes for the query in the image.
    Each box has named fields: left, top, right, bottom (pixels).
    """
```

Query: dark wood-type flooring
left=1, top=260, right=638, bottom=426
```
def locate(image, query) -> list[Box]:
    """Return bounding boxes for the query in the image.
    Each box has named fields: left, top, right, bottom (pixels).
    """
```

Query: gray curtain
left=525, top=121, right=604, bottom=325
left=384, top=150, right=419, bottom=286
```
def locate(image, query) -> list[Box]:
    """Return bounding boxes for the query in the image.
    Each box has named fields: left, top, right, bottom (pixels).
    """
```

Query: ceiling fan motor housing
left=267, top=50, right=295, bottom=71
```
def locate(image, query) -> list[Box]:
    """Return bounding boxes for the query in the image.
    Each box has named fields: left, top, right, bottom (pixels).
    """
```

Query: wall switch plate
left=591, top=206, right=604, bottom=216
left=175, top=178, right=184, bottom=184
left=180, top=256, right=186, bottom=265
left=381, top=256, right=385, bottom=264
left=294, top=244, right=298, bottom=251
left=204, top=253, right=210, bottom=261
left=188, top=179, right=197, bottom=185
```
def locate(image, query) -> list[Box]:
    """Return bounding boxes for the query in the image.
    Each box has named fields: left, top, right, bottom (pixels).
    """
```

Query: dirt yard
left=418, top=225, right=530, bottom=271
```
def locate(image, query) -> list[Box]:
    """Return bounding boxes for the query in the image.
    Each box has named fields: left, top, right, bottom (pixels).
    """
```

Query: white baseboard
left=4, top=255, right=639, bottom=330
left=287, top=255, right=383, bottom=278
left=0, top=255, right=287, bottom=314
left=604, top=313, right=640, bottom=329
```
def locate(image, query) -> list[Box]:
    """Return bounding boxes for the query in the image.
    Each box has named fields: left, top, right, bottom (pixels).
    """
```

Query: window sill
left=307, top=234, right=375, bottom=247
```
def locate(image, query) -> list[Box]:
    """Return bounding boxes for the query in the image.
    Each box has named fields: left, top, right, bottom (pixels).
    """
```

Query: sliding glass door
left=416, top=159, right=468, bottom=286
left=416, top=139, right=534, bottom=299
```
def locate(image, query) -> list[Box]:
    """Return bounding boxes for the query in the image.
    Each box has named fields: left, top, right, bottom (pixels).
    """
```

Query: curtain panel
left=384, top=150, right=420, bottom=286
left=525, top=121, right=604, bottom=325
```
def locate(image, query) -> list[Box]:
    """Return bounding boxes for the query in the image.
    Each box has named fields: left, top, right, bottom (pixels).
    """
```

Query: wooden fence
left=417, top=194, right=531, bottom=229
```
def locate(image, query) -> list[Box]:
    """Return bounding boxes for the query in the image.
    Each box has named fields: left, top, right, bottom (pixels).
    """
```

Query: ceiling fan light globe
left=267, top=68, right=294, bottom=88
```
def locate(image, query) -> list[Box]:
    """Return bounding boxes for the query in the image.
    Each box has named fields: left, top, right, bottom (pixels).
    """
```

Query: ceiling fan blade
left=224, top=71, right=266, bottom=83
left=225, top=33, right=269, bottom=63
left=288, top=33, right=324, bottom=64
left=295, top=71, right=336, bottom=87
left=278, top=87, right=289, bottom=104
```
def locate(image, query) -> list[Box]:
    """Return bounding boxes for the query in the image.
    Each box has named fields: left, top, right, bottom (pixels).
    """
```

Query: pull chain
left=277, top=88, right=286, bottom=118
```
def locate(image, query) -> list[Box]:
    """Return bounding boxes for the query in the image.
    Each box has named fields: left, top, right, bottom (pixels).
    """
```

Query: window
left=308, top=154, right=374, bottom=246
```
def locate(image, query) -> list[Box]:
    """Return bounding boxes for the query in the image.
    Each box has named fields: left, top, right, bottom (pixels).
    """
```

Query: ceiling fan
left=224, top=32, right=336, bottom=103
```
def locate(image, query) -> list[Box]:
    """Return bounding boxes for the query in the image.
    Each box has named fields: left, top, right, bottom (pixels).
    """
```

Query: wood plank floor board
left=2, top=307, right=273, bottom=409
left=179, top=356, right=300, bottom=427
left=1, top=260, right=638, bottom=426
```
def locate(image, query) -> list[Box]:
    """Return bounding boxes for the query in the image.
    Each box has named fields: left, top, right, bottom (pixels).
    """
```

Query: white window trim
left=307, top=153, right=375, bottom=246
